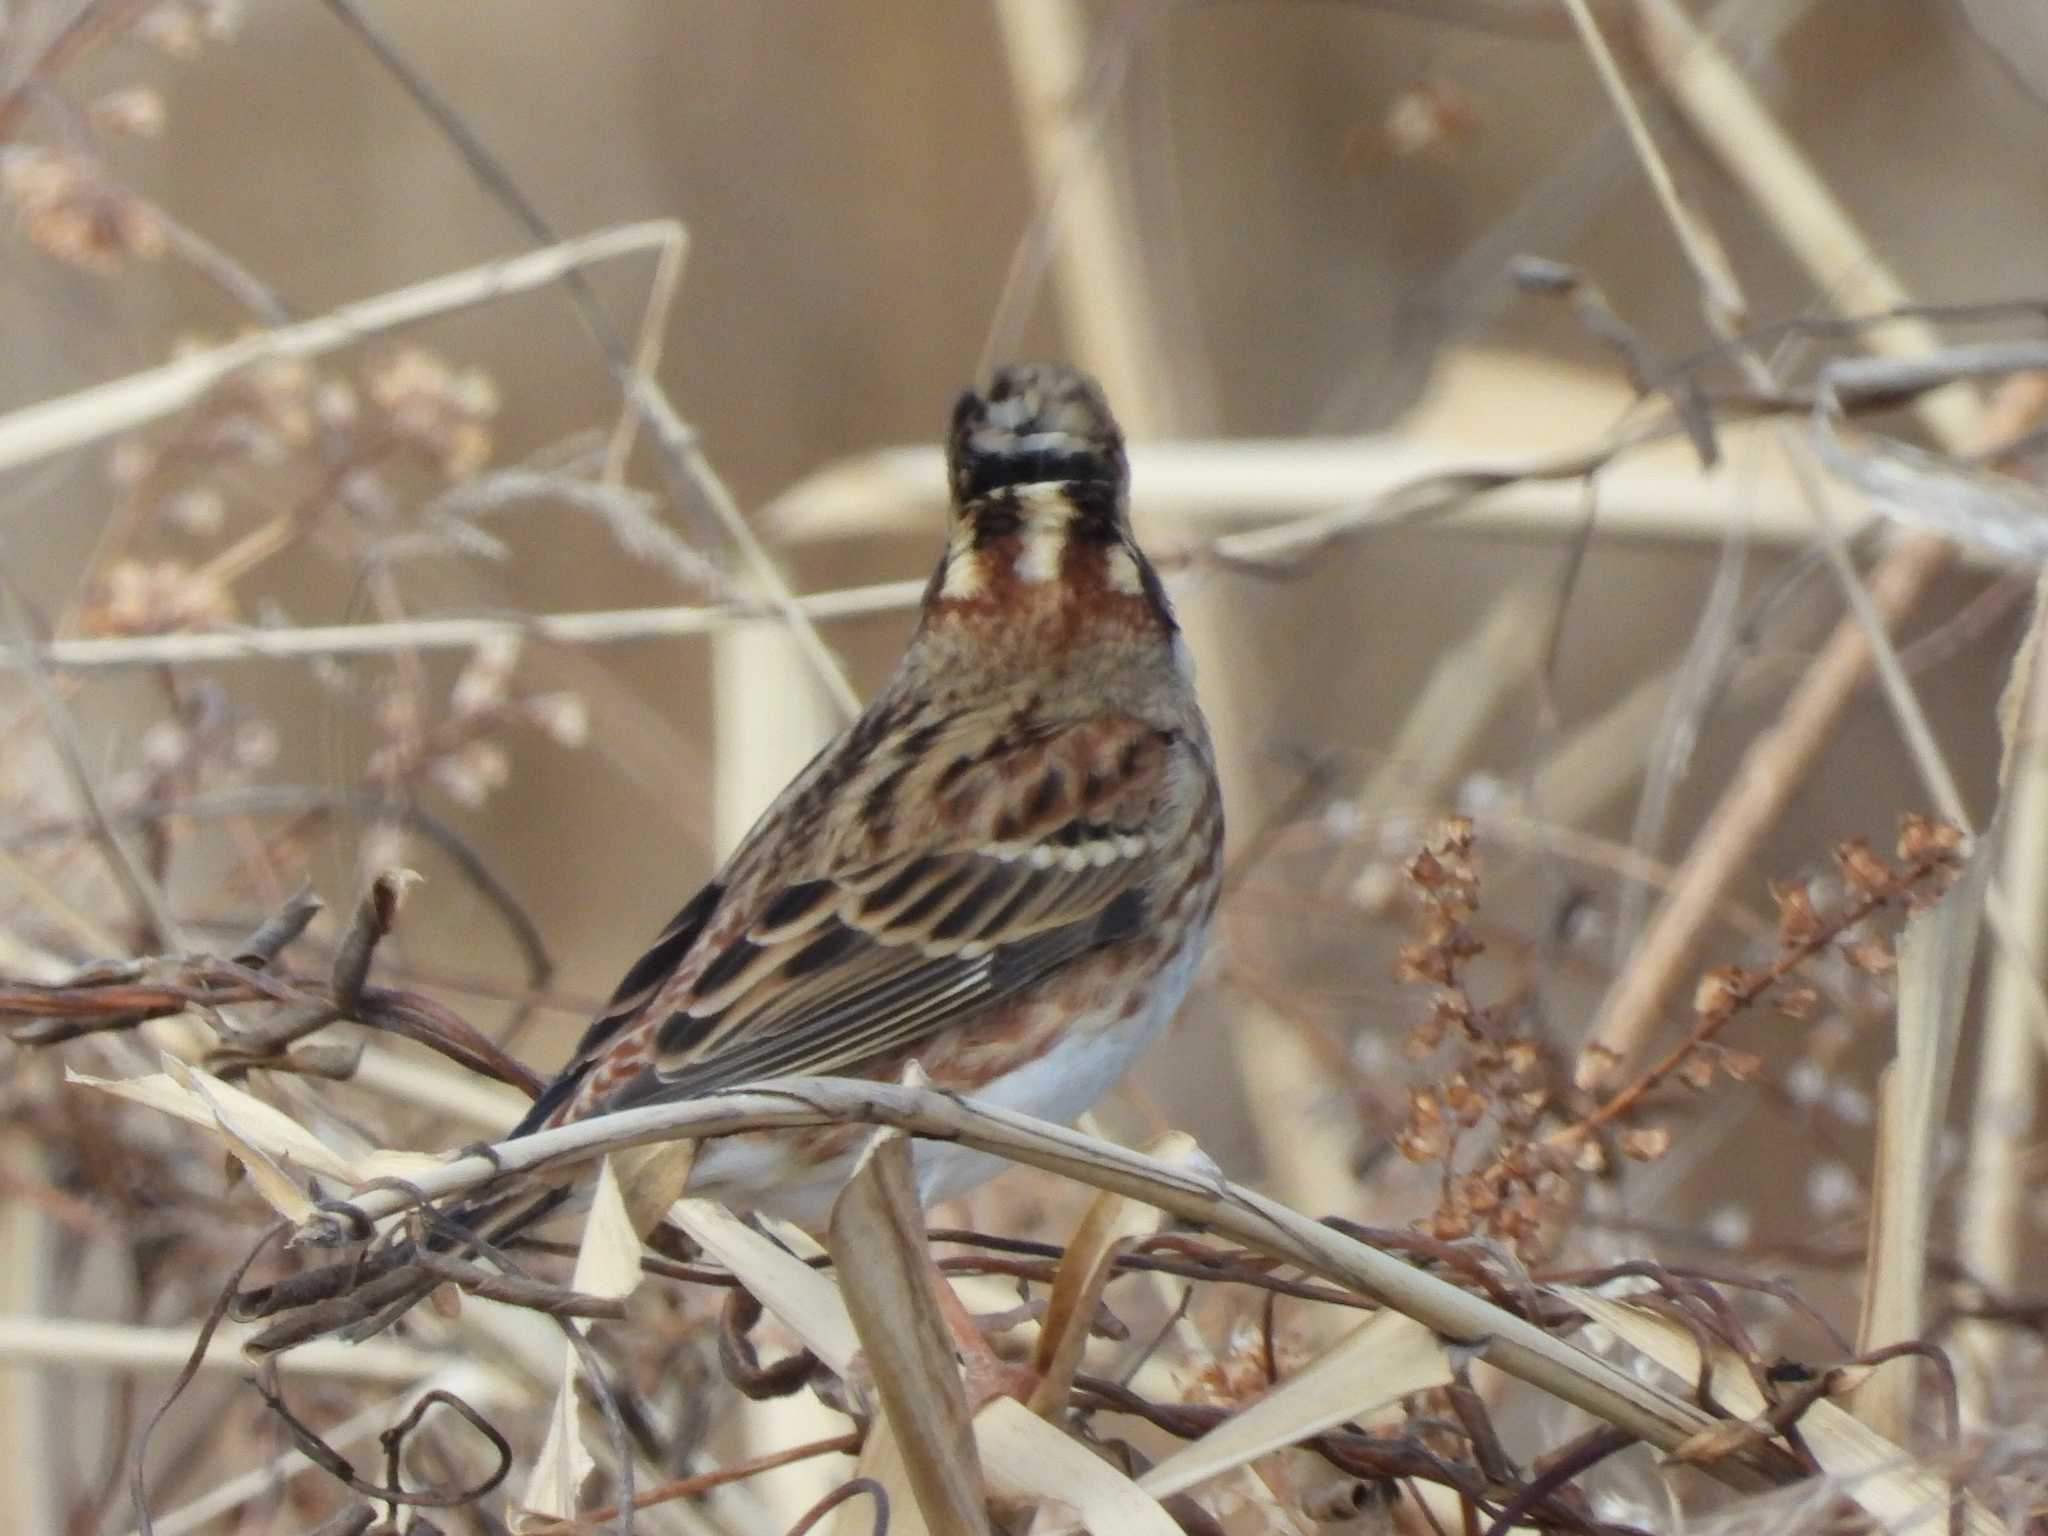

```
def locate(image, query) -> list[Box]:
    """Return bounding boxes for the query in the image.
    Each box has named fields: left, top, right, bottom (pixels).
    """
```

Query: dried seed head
left=90, top=88, right=168, bottom=138
left=1835, top=838, right=1893, bottom=898
left=1897, top=813, right=1963, bottom=865
left=1619, top=1126, right=1672, bottom=1162
left=1693, top=966, right=1743, bottom=1020
left=1444, top=1072, right=1486, bottom=1127
left=1718, top=1048, right=1763, bottom=1082
left=1770, top=877, right=1822, bottom=949
left=525, top=693, right=590, bottom=749
left=451, top=634, right=522, bottom=718
left=1574, top=1042, right=1622, bottom=1094
left=1775, top=985, right=1819, bottom=1021
left=368, top=348, right=497, bottom=478
left=80, top=558, right=234, bottom=636
left=429, top=739, right=511, bottom=809
left=3, top=150, right=164, bottom=271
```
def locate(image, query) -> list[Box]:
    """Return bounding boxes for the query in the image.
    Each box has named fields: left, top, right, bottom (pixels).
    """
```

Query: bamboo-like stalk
left=0, top=580, right=929, bottom=673
left=765, top=431, right=1878, bottom=548
left=0, top=1313, right=496, bottom=1384
left=1957, top=574, right=2048, bottom=1404
left=7, top=425, right=1967, bottom=680
left=989, top=0, right=1161, bottom=432
left=828, top=1129, right=990, bottom=1536
left=0, top=1134, right=59, bottom=1536
left=1341, top=588, right=1551, bottom=904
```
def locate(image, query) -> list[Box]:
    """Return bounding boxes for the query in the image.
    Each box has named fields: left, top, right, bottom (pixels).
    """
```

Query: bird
left=242, top=361, right=1223, bottom=1342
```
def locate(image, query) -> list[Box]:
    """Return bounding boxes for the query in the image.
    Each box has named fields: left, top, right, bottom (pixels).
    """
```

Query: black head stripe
left=955, top=444, right=1122, bottom=502
left=948, top=362, right=1128, bottom=503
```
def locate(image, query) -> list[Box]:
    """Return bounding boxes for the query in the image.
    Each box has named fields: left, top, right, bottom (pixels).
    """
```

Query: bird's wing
left=563, top=711, right=1179, bottom=1113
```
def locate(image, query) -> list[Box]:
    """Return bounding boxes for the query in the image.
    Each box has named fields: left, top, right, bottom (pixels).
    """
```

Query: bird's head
left=923, top=363, right=1174, bottom=642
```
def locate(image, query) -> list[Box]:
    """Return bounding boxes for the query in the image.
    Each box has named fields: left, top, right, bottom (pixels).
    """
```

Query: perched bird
left=245, top=362, right=1222, bottom=1339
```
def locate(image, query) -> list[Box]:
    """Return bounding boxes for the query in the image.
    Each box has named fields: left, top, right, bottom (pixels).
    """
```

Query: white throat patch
left=1016, top=485, right=1079, bottom=585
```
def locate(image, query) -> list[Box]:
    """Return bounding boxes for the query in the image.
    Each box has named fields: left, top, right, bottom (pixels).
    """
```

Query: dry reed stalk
left=206, top=1077, right=1805, bottom=1483
left=1855, top=841, right=1993, bottom=1438
left=1956, top=570, right=2048, bottom=1407
left=768, top=429, right=1887, bottom=551
left=0, top=222, right=685, bottom=477
left=707, top=550, right=846, bottom=1520
left=712, top=573, right=845, bottom=855
left=1579, top=0, right=2017, bottom=1082
left=1561, top=0, right=2048, bottom=1444
left=989, top=0, right=1162, bottom=431
left=828, top=1128, right=990, bottom=1536
left=2, top=581, right=932, bottom=673
left=3, top=419, right=2000, bottom=681
left=0, top=1133, right=58, bottom=1536
left=1341, top=587, right=1551, bottom=905
left=0, top=1313, right=497, bottom=1384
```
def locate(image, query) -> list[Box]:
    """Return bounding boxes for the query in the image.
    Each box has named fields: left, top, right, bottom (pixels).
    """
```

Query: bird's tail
left=231, top=1183, right=573, bottom=1352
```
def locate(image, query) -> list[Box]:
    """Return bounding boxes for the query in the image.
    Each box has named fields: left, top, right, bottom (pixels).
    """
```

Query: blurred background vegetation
left=7, top=1, right=2048, bottom=1531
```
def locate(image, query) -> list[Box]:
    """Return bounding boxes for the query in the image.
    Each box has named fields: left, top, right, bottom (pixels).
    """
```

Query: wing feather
left=549, top=713, right=1180, bottom=1120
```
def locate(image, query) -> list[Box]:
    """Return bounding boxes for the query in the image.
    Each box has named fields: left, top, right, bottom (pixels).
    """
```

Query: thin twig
left=320, top=0, right=858, bottom=718
left=0, top=221, right=683, bottom=475
left=1578, top=0, right=2008, bottom=1074
left=0, top=580, right=927, bottom=672
left=522, top=1432, right=864, bottom=1534
left=0, top=557, right=182, bottom=948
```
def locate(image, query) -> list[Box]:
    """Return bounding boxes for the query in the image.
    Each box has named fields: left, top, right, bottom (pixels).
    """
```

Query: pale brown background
left=5, top=0, right=2048, bottom=1525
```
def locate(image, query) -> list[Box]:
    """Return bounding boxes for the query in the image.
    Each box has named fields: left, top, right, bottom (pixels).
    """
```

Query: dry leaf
left=828, top=1126, right=989, bottom=1536
left=612, top=1137, right=698, bottom=1235
left=569, top=1157, right=643, bottom=1302
left=166, top=1056, right=316, bottom=1221
left=71, top=1059, right=357, bottom=1183
left=516, top=1343, right=594, bottom=1527
left=1557, top=1287, right=2000, bottom=1536
left=1138, top=1311, right=1450, bottom=1503
left=669, top=1197, right=860, bottom=1374
left=1857, top=833, right=1992, bottom=1437
left=1029, top=1130, right=1196, bottom=1419
left=980, top=1396, right=1180, bottom=1535
left=69, top=1058, right=448, bottom=1217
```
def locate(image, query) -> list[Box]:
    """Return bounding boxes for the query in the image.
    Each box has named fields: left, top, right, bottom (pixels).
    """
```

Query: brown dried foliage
left=3, top=6, right=2042, bottom=1532
left=1388, top=816, right=1965, bottom=1265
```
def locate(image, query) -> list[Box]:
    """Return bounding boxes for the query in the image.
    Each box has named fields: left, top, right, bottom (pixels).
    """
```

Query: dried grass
left=5, top=3, right=2048, bottom=1534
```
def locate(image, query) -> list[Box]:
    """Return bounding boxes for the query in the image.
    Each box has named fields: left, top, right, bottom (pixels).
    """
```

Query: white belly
left=686, top=926, right=1209, bottom=1228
